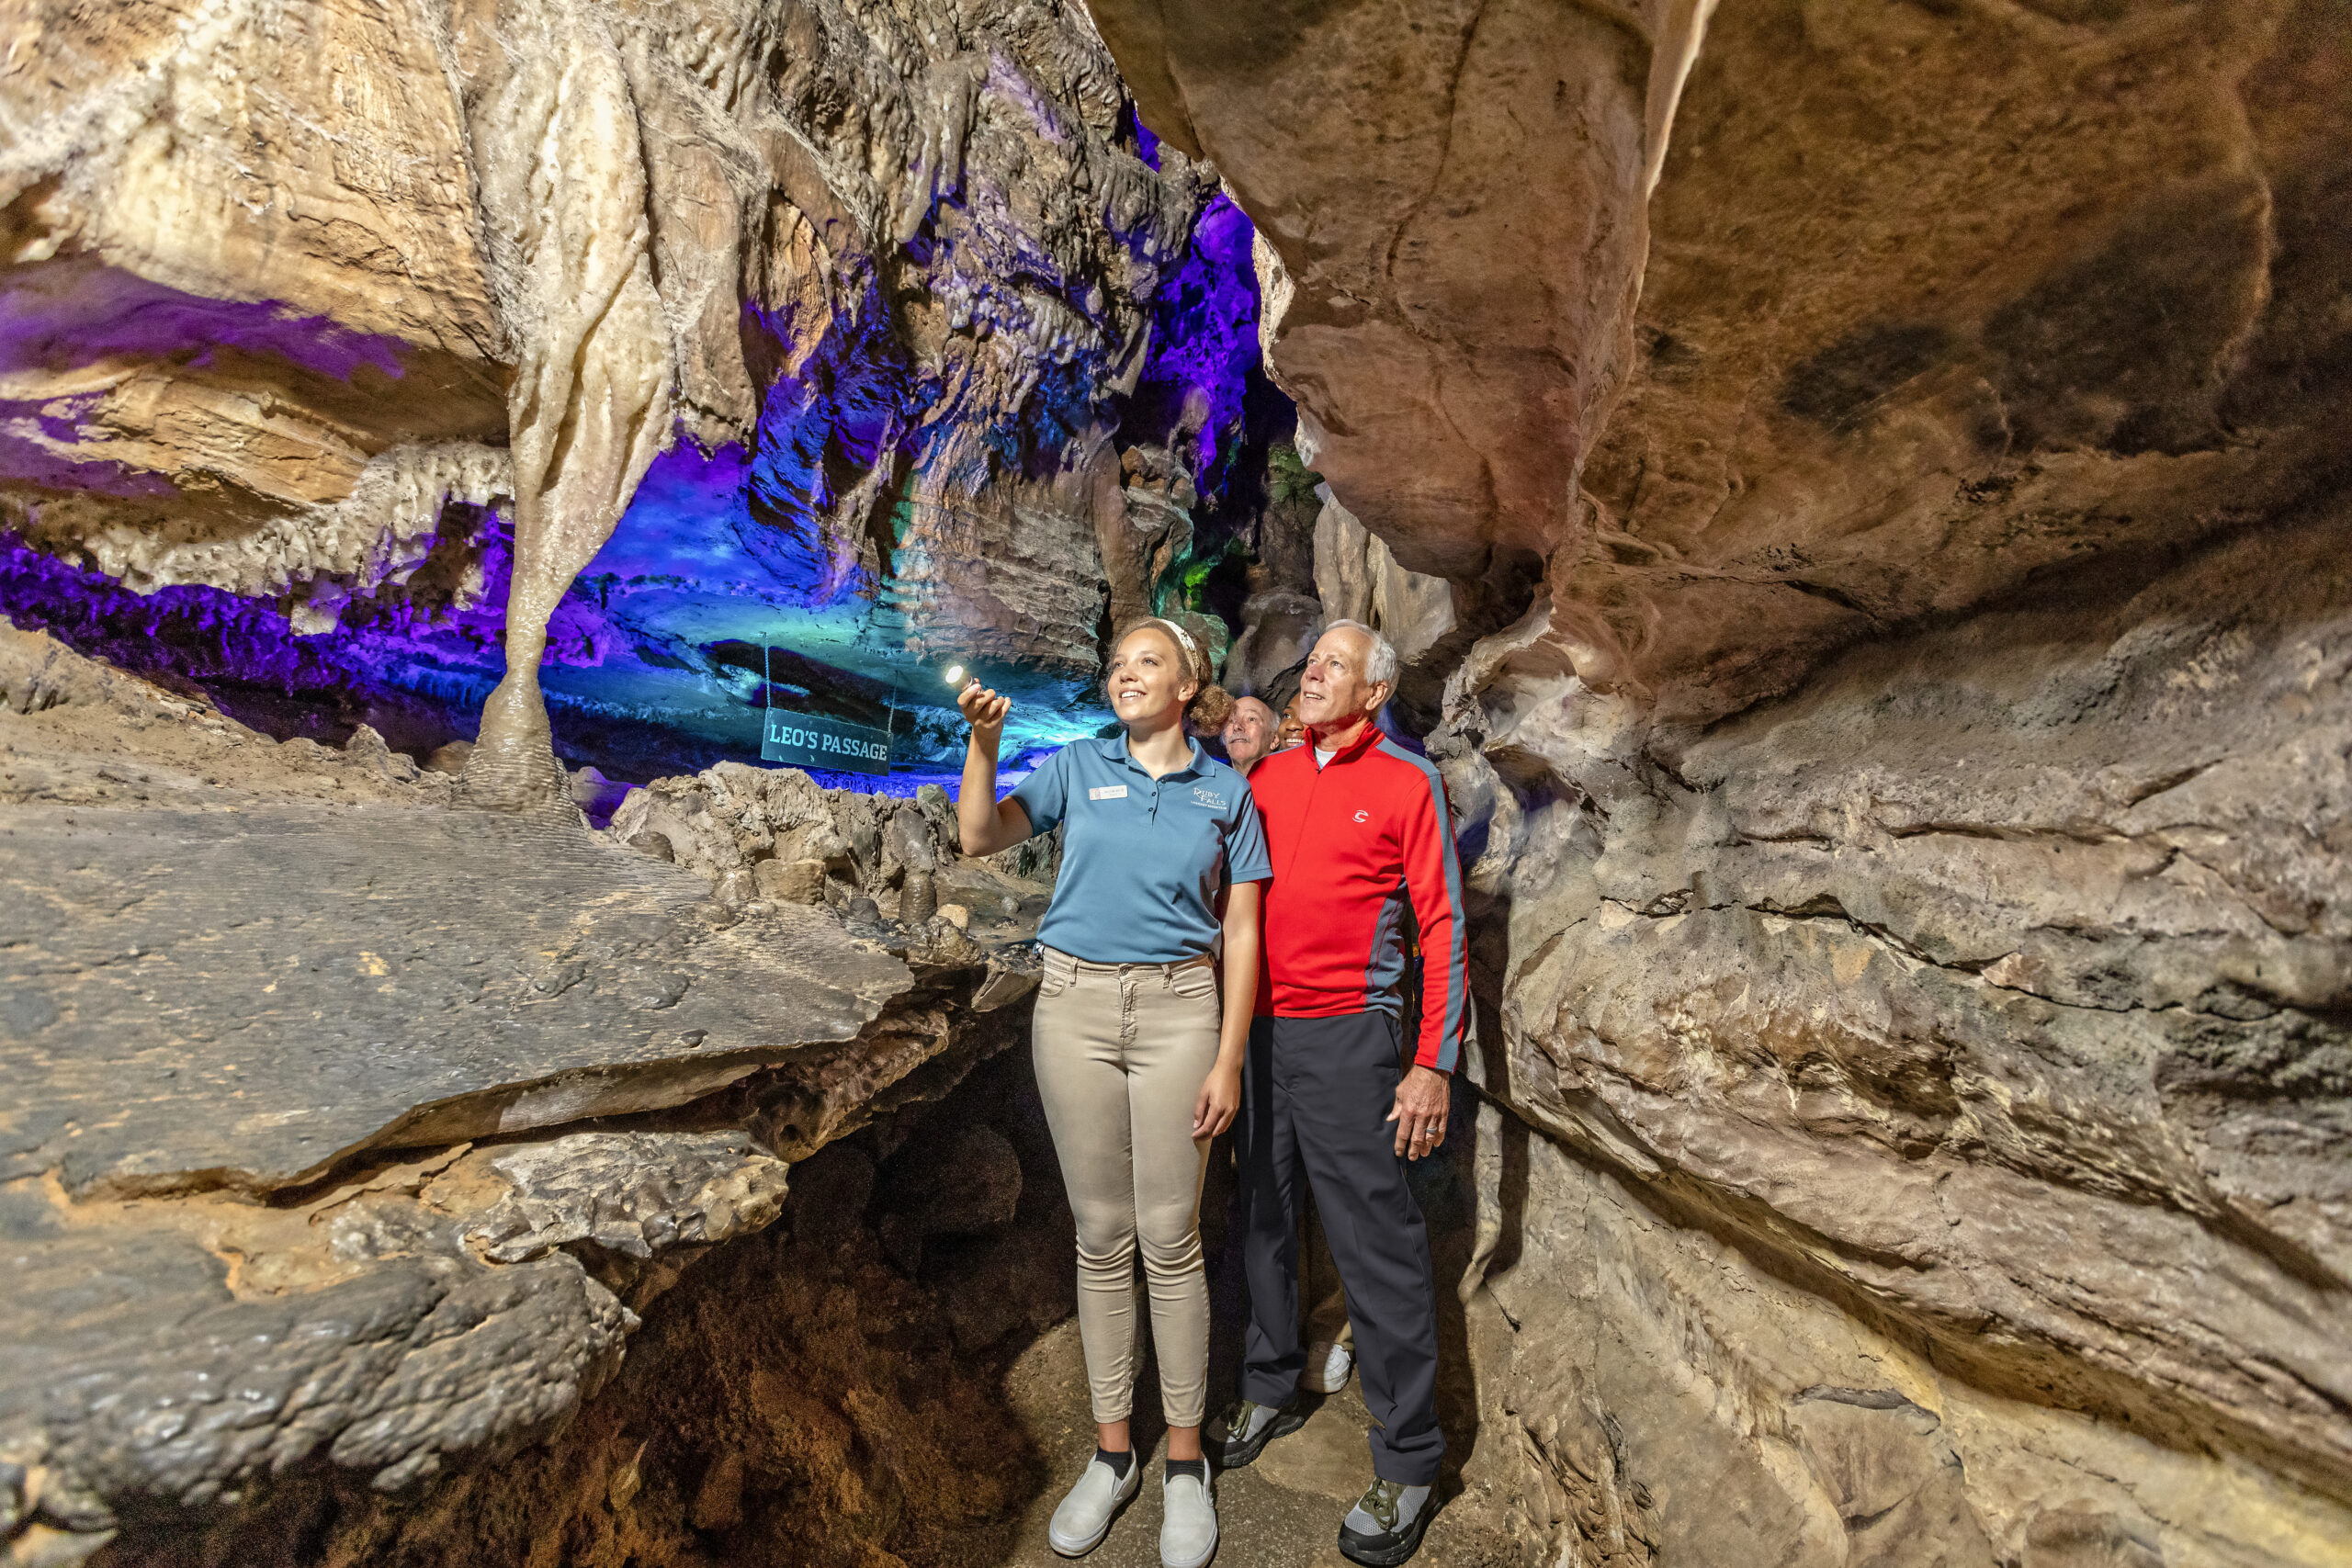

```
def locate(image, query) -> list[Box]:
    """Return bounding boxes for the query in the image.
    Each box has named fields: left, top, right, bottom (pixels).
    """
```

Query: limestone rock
left=1311, top=485, right=1455, bottom=667
left=1444, top=505, right=2352, bottom=1553
left=0, top=771, right=912, bottom=1194
left=0, top=0, right=512, bottom=610
left=1098, top=0, right=2352, bottom=1556
left=0, top=634, right=1041, bottom=1562
left=1092, top=0, right=1716, bottom=580
left=1, top=0, right=1232, bottom=794
left=1472, top=1117, right=2350, bottom=1568
left=464, top=1132, right=790, bottom=1265
left=1221, top=587, right=1322, bottom=699
left=754, top=856, right=829, bottom=905
left=0, top=1173, right=639, bottom=1526
left=606, top=759, right=1058, bottom=911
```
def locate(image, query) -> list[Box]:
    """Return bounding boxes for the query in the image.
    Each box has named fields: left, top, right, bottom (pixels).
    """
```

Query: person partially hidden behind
left=1221, top=694, right=1278, bottom=777
left=1218, top=691, right=1359, bottom=1399
left=1210, top=620, right=1466, bottom=1566
left=1274, top=693, right=1307, bottom=751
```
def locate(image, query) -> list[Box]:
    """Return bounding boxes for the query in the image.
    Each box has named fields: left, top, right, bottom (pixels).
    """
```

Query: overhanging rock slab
left=0, top=800, right=912, bottom=1194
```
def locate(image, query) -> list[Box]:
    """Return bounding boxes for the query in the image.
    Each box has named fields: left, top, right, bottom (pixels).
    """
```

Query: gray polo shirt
left=1011, top=734, right=1272, bottom=964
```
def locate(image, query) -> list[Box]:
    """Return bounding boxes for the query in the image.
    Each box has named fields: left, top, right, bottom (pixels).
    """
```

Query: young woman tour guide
left=956, top=619, right=1268, bottom=1568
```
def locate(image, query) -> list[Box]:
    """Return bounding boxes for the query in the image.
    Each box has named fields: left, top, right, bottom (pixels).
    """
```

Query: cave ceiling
left=0, top=0, right=1270, bottom=778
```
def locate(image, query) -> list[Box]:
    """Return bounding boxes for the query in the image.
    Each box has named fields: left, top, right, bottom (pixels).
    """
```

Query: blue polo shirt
left=1011, top=735, right=1272, bottom=964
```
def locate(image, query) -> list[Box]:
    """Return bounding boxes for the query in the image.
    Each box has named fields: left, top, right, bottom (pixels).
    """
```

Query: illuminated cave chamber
left=0, top=77, right=1294, bottom=795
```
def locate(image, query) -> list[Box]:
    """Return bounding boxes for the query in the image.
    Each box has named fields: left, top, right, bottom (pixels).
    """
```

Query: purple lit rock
left=0, top=0, right=1271, bottom=787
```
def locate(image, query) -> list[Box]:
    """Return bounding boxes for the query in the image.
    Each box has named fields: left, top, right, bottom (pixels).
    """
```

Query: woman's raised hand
left=956, top=678, right=1011, bottom=738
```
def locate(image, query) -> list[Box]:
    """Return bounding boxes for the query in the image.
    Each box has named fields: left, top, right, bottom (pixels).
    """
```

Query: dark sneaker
left=1206, top=1398, right=1305, bottom=1468
left=1336, top=1477, right=1435, bottom=1566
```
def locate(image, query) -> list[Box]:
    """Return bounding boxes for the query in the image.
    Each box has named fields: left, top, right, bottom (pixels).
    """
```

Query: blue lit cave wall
left=0, top=185, right=1289, bottom=794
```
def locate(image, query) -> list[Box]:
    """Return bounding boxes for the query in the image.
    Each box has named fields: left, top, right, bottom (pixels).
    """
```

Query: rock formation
left=0, top=0, right=1256, bottom=783
left=0, top=623, right=1046, bottom=1562
left=6, top=0, right=2351, bottom=1564
left=1093, top=0, right=2352, bottom=1562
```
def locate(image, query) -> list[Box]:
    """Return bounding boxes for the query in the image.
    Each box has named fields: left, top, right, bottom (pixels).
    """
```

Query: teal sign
left=761, top=709, right=891, bottom=775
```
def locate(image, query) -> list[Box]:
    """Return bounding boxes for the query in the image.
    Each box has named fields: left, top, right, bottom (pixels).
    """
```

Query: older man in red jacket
left=1209, top=619, right=1465, bottom=1567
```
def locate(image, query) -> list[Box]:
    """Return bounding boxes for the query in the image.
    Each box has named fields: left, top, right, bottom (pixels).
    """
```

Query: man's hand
left=1387, top=1065, right=1450, bottom=1160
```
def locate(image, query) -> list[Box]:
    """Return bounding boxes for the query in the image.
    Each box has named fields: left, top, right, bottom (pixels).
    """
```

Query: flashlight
left=944, top=663, right=967, bottom=687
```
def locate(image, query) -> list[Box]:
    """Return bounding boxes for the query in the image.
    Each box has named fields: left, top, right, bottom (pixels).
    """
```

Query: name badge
left=1088, top=784, right=1128, bottom=800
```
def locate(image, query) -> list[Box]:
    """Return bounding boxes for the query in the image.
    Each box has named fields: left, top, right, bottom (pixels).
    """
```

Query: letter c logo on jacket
left=1353, top=809, right=1370, bottom=823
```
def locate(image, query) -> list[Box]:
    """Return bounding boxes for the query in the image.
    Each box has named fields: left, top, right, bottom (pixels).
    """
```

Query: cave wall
left=1093, top=0, right=2352, bottom=1562
left=6, top=0, right=2350, bottom=1561
left=82, top=1049, right=1077, bottom=1568
left=1456, top=505, right=2352, bottom=1565
left=0, top=0, right=1263, bottom=781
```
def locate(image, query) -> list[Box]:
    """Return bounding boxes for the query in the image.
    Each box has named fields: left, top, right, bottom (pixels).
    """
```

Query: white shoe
left=1049, top=1452, right=1141, bottom=1556
left=1302, top=1339, right=1354, bottom=1394
left=1160, top=1467, right=1219, bottom=1568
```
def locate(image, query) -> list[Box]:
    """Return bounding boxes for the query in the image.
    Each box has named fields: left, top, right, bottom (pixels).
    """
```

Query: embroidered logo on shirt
left=1190, top=786, right=1227, bottom=810
left=1089, top=784, right=1129, bottom=801
left=1353, top=809, right=1370, bottom=823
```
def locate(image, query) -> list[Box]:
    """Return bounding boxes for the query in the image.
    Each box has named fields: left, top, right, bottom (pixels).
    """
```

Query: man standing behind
left=1210, top=620, right=1465, bottom=1566
left=1220, top=690, right=1359, bottom=1397
left=1221, top=694, right=1279, bottom=776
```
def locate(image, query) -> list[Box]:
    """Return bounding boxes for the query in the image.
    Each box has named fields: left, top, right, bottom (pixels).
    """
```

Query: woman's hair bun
left=1187, top=682, right=1236, bottom=736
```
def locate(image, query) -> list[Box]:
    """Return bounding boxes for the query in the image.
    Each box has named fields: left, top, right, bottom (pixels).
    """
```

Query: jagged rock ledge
left=0, top=624, right=1047, bottom=1565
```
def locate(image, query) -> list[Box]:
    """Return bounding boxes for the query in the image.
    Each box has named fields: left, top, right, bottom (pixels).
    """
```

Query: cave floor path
left=981, top=1164, right=1521, bottom=1568
left=996, top=1318, right=1408, bottom=1568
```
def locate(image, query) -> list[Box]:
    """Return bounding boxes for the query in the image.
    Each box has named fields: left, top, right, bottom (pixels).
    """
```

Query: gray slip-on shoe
left=1049, top=1453, right=1142, bottom=1556
left=1159, top=1468, right=1218, bottom=1568
left=1301, top=1339, right=1354, bottom=1394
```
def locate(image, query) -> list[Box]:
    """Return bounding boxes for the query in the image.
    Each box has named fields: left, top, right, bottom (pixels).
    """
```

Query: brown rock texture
left=1093, top=0, right=1714, bottom=581
left=1, top=0, right=1223, bottom=799
left=72, top=1059, right=1076, bottom=1568
left=1096, top=0, right=2352, bottom=1562
left=0, top=626, right=1049, bottom=1563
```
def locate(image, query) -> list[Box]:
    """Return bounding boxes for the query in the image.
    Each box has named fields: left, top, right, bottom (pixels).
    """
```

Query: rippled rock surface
left=1093, top=1, right=2352, bottom=1562
left=0, top=624, right=1046, bottom=1564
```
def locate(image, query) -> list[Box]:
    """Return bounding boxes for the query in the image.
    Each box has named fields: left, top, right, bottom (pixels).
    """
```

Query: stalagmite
left=462, top=2, right=674, bottom=808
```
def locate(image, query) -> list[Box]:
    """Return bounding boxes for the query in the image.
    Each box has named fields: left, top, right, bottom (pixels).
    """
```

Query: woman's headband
left=1142, top=616, right=1204, bottom=675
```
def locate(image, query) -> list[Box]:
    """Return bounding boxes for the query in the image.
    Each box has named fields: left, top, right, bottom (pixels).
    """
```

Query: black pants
left=1237, top=1011, right=1444, bottom=1485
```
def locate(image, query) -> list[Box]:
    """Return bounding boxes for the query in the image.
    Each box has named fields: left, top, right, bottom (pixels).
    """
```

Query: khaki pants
left=1032, top=947, right=1222, bottom=1427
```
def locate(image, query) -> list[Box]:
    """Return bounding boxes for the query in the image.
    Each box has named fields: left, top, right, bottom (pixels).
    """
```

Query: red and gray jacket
left=1249, top=723, right=1468, bottom=1072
